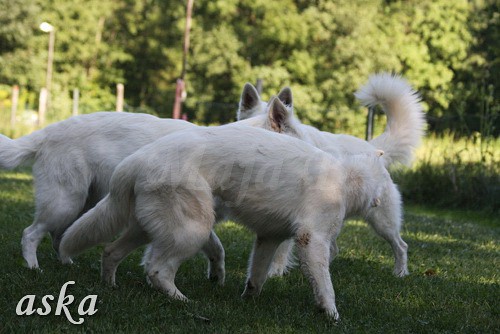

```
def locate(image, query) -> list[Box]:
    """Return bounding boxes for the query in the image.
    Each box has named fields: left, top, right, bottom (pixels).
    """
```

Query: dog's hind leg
left=296, top=229, right=340, bottom=321
left=200, top=230, right=225, bottom=285
left=145, top=217, right=212, bottom=301
left=365, top=188, right=409, bottom=277
left=267, top=239, right=295, bottom=277
left=242, top=237, right=283, bottom=297
left=21, top=224, right=47, bottom=269
left=329, top=226, right=342, bottom=263
left=22, top=187, right=87, bottom=268
left=137, top=183, right=214, bottom=301
left=101, top=222, right=150, bottom=287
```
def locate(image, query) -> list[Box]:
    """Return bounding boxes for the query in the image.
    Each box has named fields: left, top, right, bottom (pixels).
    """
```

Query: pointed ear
left=237, top=83, right=261, bottom=120
left=268, top=96, right=292, bottom=133
left=277, top=86, right=293, bottom=109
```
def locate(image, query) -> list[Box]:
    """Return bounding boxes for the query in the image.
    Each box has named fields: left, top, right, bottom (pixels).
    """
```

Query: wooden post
left=116, top=83, right=124, bottom=112
left=72, top=88, right=79, bottom=116
left=172, top=0, right=194, bottom=119
left=11, top=85, right=19, bottom=129
left=172, top=79, right=184, bottom=119
left=256, top=78, right=263, bottom=95
left=38, top=88, right=48, bottom=127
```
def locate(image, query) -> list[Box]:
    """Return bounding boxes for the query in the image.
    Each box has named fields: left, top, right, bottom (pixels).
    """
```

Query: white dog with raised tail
left=239, top=73, right=425, bottom=169
left=60, top=97, right=398, bottom=321
left=238, top=73, right=426, bottom=277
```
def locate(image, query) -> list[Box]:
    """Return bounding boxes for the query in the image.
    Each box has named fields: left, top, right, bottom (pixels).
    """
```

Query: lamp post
left=39, top=22, right=55, bottom=126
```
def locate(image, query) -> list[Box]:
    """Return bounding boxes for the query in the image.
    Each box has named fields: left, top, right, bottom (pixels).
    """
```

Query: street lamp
left=39, top=21, right=55, bottom=126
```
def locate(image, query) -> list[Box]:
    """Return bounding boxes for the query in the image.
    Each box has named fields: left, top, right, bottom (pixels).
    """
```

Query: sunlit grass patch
left=394, top=134, right=500, bottom=213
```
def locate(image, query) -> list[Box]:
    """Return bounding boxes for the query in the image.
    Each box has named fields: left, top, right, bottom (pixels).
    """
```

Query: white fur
left=239, top=73, right=425, bottom=168
left=238, top=73, right=424, bottom=277
left=59, top=119, right=401, bottom=321
left=0, top=88, right=293, bottom=271
left=355, top=73, right=426, bottom=166
left=0, top=112, right=195, bottom=269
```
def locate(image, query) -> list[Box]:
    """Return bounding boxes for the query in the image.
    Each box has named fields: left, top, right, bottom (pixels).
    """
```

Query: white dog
left=59, top=99, right=398, bottom=321
left=0, top=87, right=292, bottom=271
left=238, top=73, right=426, bottom=277
left=1, top=73, right=423, bottom=282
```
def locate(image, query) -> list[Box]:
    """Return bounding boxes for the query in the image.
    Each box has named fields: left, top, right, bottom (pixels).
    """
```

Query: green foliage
left=394, top=133, right=500, bottom=214
left=0, top=0, right=497, bottom=135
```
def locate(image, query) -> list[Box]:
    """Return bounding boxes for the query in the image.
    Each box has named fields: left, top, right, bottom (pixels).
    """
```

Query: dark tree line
left=0, top=0, right=497, bottom=136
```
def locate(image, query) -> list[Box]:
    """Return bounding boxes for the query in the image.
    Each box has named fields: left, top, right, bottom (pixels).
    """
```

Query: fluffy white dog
left=0, top=87, right=292, bottom=270
left=59, top=100, right=397, bottom=321
left=238, top=73, right=426, bottom=277
left=1, top=73, right=423, bottom=284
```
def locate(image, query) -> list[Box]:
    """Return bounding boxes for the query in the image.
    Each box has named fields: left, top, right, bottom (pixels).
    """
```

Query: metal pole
left=38, top=88, right=48, bottom=127
left=45, top=29, right=55, bottom=114
left=46, top=30, right=55, bottom=95
left=366, top=107, right=374, bottom=141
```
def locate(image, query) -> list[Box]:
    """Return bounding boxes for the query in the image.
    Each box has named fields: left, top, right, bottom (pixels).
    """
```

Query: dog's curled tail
left=59, top=163, right=136, bottom=260
left=355, top=73, right=426, bottom=167
left=0, top=131, right=44, bottom=169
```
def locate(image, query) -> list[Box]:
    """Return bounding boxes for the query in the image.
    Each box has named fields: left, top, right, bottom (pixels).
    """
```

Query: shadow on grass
left=0, top=168, right=498, bottom=333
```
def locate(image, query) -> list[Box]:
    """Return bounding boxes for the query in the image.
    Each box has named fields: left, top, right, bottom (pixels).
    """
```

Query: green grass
left=0, top=169, right=499, bottom=333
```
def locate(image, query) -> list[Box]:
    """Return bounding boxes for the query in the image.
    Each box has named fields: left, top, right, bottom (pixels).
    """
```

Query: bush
left=394, top=133, right=499, bottom=214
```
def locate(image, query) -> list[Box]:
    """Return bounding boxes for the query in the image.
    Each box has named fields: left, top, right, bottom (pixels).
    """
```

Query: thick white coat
left=59, top=123, right=398, bottom=321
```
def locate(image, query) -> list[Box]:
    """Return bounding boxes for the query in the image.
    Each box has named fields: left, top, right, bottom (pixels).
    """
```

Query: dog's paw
left=101, top=273, right=117, bottom=287
left=25, top=261, right=41, bottom=270
left=59, top=256, right=73, bottom=265
left=207, top=266, right=225, bottom=286
left=267, top=265, right=287, bottom=278
left=241, top=281, right=260, bottom=298
left=394, top=267, right=410, bottom=277
left=267, top=260, right=295, bottom=278
left=169, top=290, right=189, bottom=302
left=322, top=307, right=340, bottom=323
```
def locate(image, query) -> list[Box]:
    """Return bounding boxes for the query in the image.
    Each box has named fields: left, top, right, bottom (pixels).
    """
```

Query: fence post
left=172, top=0, right=193, bottom=119
left=116, top=83, right=124, bottom=112
left=11, top=85, right=19, bottom=129
left=72, top=88, right=79, bottom=116
left=256, top=78, right=263, bottom=95
left=172, top=79, right=184, bottom=119
left=38, top=88, right=48, bottom=127
left=365, top=106, right=375, bottom=141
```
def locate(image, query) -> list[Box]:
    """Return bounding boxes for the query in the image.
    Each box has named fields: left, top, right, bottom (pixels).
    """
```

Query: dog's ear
left=237, top=83, right=261, bottom=120
left=277, top=86, right=293, bottom=110
left=268, top=96, right=292, bottom=133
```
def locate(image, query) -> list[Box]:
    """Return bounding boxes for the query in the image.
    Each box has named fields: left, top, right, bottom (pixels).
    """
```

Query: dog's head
left=236, top=95, right=303, bottom=140
left=237, top=83, right=293, bottom=121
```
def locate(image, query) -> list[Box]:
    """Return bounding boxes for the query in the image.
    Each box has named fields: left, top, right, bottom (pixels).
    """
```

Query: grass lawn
left=0, top=169, right=498, bottom=333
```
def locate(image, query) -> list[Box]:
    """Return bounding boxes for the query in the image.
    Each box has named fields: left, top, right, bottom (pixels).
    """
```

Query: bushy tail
left=59, top=165, right=136, bottom=260
left=355, top=73, right=426, bottom=167
left=0, top=132, right=44, bottom=169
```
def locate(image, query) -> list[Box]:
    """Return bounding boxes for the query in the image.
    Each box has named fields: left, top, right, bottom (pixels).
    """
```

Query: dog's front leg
left=296, top=231, right=339, bottom=322
left=242, top=237, right=282, bottom=297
